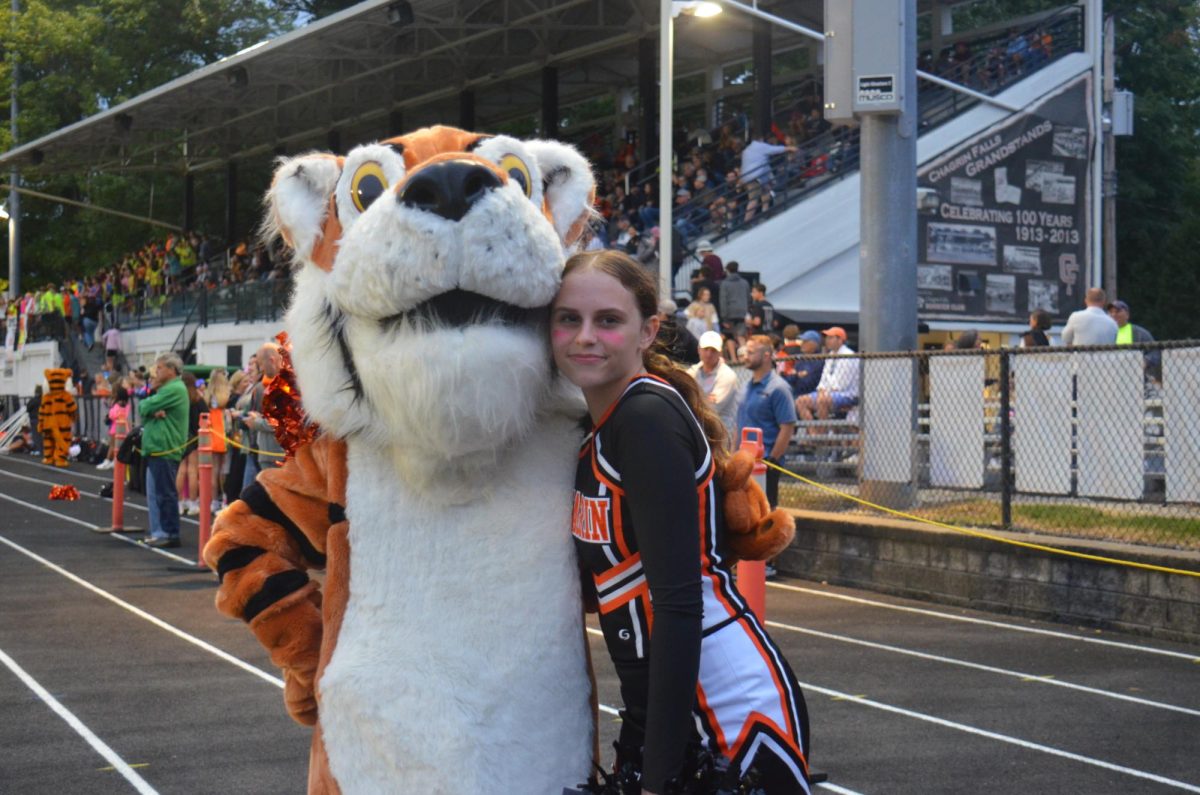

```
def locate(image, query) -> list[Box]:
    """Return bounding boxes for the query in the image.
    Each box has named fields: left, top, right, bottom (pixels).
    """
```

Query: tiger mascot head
left=265, top=126, right=594, bottom=491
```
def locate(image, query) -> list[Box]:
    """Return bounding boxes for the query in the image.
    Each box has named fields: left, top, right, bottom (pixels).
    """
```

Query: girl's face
left=698, top=288, right=711, bottom=303
left=550, top=269, right=658, bottom=417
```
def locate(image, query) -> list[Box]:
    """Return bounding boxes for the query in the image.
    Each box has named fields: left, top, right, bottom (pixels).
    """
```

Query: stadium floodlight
left=675, top=1, right=722, bottom=17
left=387, top=1, right=414, bottom=27
left=660, top=0, right=723, bottom=302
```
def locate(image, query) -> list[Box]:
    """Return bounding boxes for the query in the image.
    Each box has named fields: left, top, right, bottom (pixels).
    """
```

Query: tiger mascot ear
left=262, top=153, right=343, bottom=269
left=524, top=139, right=596, bottom=251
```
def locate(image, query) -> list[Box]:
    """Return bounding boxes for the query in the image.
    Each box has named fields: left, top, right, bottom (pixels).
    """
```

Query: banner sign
left=917, top=76, right=1092, bottom=322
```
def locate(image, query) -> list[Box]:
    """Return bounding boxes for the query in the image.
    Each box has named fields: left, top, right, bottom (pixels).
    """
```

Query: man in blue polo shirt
left=737, top=334, right=796, bottom=509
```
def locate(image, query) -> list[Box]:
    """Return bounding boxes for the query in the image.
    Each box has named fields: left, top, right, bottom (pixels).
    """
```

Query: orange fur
left=718, top=450, right=796, bottom=563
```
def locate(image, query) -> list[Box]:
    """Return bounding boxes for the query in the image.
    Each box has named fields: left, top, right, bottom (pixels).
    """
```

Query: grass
left=779, top=488, right=1200, bottom=551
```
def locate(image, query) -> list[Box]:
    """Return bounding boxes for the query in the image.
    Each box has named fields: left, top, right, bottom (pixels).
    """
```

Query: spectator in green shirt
left=138, top=353, right=189, bottom=548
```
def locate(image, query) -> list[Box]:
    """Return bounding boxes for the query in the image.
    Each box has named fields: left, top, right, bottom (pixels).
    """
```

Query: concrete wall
left=778, top=510, right=1200, bottom=644
left=196, top=322, right=283, bottom=368
left=124, top=325, right=185, bottom=371
left=1, top=341, right=62, bottom=396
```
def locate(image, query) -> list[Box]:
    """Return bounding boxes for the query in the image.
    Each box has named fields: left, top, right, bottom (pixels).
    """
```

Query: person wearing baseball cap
left=795, top=326, right=860, bottom=437
left=1107, top=300, right=1155, bottom=347
left=779, top=329, right=826, bottom=397
left=687, top=331, right=740, bottom=445
left=1107, top=298, right=1160, bottom=374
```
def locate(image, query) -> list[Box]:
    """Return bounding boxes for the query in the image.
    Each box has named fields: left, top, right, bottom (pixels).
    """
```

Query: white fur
left=319, top=419, right=593, bottom=794
left=525, top=140, right=595, bottom=244
left=267, top=154, right=342, bottom=264
left=328, top=185, right=564, bottom=320
left=273, top=135, right=598, bottom=793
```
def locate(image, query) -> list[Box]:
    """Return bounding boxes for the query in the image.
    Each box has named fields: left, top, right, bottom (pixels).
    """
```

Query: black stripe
left=701, top=609, right=746, bottom=638
left=386, top=141, right=405, bottom=157
left=324, top=302, right=364, bottom=402
left=465, top=136, right=492, bottom=152
left=242, top=570, right=309, bottom=623
left=240, top=481, right=327, bottom=567
left=328, top=502, right=346, bottom=524
left=216, top=546, right=266, bottom=583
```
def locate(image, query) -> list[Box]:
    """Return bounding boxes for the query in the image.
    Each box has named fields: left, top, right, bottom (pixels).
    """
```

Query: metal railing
left=753, top=340, right=1200, bottom=552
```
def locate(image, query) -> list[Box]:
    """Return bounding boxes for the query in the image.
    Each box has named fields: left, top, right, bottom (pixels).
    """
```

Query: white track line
left=0, top=647, right=159, bottom=795
left=590, top=627, right=1199, bottom=791
left=765, top=619, right=1200, bottom=718
left=769, top=582, right=1200, bottom=662
left=0, top=467, right=201, bottom=527
left=0, top=532, right=282, bottom=688
left=797, top=680, right=1200, bottom=793
left=0, top=538, right=871, bottom=795
left=0, top=453, right=115, bottom=483
left=0, top=492, right=197, bottom=566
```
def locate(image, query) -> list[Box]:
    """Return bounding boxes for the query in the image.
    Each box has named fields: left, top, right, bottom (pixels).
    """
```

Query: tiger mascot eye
left=205, top=126, right=597, bottom=794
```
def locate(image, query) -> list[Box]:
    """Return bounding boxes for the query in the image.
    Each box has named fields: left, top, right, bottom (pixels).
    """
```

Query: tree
left=0, top=0, right=291, bottom=286
left=1109, top=1, right=1200, bottom=340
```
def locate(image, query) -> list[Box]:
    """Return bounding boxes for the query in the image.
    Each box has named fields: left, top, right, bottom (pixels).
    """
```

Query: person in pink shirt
left=97, top=385, right=131, bottom=470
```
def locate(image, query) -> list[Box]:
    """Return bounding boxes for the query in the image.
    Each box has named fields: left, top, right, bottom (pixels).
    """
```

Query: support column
left=326, top=129, right=341, bottom=153
left=7, top=0, right=20, bottom=300
left=225, top=161, right=238, bottom=247
left=638, top=36, right=657, bottom=168
left=858, top=0, right=918, bottom=509
left=541, top=66, right=559, bottom=138
left=753, top=18, right=773, bottom=136
left=1102, top=15, right=1117, bottom=297
left=183, top=173, right=195, bottom=232
left=459, top=89, right=475, bottom=130
left=389, top=109, right=404, bottom=136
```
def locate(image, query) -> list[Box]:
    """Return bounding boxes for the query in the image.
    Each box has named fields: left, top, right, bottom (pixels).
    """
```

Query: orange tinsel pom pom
left=262, top=331, right=320, bottom=464
left=49, top=484, right=80, bottom=501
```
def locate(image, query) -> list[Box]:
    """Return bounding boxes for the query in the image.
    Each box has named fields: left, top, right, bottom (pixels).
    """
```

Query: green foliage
left=0, top=0, right=292, bottom=288
left=1109, top=0, right=1200, bottom=339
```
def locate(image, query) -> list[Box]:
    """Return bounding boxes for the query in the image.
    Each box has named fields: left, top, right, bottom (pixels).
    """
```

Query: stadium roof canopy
left=0, top=0, right=974, bottom=178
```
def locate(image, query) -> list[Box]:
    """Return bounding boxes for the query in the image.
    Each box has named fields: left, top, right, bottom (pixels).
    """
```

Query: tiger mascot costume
left=38, top=368, right=76, bottom=467
left=204, top=126, right=598, bottom=794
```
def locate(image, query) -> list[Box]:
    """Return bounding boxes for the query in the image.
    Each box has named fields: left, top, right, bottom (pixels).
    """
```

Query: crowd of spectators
left=922, top=25, right=1058, bottom=94
left=1, top=231, right=292, bottom=355
left=585, top=83, right=850, bottom=264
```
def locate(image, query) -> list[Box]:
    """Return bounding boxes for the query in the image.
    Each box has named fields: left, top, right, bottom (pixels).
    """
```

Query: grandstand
left=1, top=0, right=1106, bottom=395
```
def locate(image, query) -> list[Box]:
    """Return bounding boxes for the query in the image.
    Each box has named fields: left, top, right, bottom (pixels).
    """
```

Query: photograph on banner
left=916, top=76, right=1092, bottom=323
left=1002, top=245, right=1042, bottom=274
left=1027, top=279, right=1060, bottom=314
left=1024, top=159, right=1065, bottom=192
left=927, top=223, right=997, bottom=266
left=950, top=177, right=983, bottom=207
left=986, top=274, right=1016, bottom=315
left=918, top=264, right=954, bottom=292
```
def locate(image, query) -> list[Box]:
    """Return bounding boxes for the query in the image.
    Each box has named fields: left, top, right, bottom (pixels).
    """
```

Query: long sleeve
left=203, top=434, right=347, bottom=725
left=611, top=394, right=703, bottom=793
left=710, top=365, right=740, bottom=418
left=1061, top=315, right=1076, bottom=346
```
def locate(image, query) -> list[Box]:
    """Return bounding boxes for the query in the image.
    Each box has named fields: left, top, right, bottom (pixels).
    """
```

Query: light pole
left=7, top=0, right=20, bottom=301
left=659, top=1, right=721, bottom=304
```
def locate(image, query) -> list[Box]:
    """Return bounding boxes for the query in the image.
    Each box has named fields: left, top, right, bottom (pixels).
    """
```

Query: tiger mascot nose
left=399, top=159, right=502, bottom=222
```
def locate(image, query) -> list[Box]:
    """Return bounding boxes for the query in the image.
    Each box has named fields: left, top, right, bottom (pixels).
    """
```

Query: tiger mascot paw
left=718, top=450, right=795, bottom=563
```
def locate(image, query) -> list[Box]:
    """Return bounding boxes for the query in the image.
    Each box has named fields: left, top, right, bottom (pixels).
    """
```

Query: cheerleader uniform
left=573, top=374, right=811, bottom=794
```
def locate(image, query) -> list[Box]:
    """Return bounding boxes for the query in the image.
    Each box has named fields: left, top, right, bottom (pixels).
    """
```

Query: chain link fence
left=745, top=341, right=1200, bottom=552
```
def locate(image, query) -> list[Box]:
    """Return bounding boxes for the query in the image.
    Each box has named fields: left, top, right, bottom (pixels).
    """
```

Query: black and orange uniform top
left=573, top=375, right=811, bottom=794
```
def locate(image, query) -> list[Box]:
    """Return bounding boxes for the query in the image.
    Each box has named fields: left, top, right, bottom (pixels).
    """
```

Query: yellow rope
left=763, top=459, right=1200, bottom=579
left=216, top=433, right=286, bottom=457
left=145, top=435, right=199, bottom=457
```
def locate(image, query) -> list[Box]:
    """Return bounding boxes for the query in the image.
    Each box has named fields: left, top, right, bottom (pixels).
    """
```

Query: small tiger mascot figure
left=38, top=368, right=76, bottom=467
